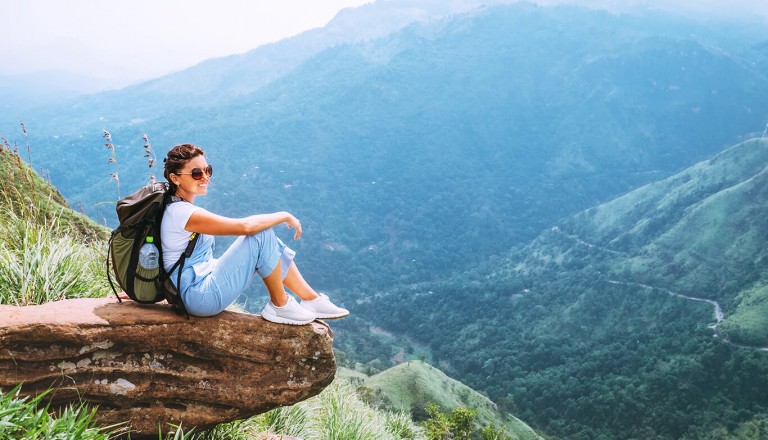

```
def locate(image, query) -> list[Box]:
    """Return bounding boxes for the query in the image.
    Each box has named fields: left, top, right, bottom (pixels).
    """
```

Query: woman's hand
left=285, top=213, right=302, bottom=239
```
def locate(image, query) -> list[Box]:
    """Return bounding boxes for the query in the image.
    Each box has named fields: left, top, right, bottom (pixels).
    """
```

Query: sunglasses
left=174, top=165, right=213, bottom=180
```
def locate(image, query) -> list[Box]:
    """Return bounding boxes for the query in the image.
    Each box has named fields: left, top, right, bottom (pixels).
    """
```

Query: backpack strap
left=168, top=232, right=199, bottom=282
left=106, top=231, right=123, bottom=303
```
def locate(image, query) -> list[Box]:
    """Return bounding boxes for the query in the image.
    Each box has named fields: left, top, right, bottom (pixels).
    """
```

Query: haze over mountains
left=10, top=1, right=768, bottom=289
left=4, top=0, right=768, bottom=438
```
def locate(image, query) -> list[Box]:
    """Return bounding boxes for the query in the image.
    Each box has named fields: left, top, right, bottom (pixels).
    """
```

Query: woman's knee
left=253, top=227, right=276, bottom=239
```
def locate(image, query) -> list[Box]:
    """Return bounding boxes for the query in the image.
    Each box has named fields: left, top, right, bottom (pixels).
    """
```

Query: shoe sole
left=261, top=310, right=314, bottom=325
left=313, top=311, right=350, bottom=320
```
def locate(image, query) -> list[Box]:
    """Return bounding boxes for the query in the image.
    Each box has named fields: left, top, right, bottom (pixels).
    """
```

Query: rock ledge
left=0, top=297, right=335, bottom=437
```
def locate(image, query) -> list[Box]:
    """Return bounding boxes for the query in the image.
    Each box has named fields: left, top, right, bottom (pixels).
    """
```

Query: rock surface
left=0, top=297, right=336, bottom=437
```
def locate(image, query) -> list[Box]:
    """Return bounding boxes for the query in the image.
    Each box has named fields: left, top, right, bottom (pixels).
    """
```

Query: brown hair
left=163, top=143, right=205, bottom=194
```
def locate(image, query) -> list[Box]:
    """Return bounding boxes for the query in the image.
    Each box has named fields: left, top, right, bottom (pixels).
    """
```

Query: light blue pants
left=180, top=228, right=295, bottom=317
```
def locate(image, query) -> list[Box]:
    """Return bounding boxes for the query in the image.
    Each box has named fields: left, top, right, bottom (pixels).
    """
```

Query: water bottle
left=138, top=236, right=159, bottom=270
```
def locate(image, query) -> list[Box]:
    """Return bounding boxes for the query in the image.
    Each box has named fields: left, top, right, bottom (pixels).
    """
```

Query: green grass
left=154, top=378, right=422, bottom=439
left=0, top=385, right=113, bottom=440
left=0, top=209, right=110, bottom=305
left=0, top=148, right=111, bottom=305
left=249, top=379, right=421, bottom=440
left=0, top=148, right=108, bottom=240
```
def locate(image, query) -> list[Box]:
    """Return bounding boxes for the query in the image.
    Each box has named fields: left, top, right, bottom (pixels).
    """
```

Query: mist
left=532, top=0, right=768, bottom=20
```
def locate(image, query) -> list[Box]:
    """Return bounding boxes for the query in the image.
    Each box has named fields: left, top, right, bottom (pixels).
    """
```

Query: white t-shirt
left=161, top=201, right=206, bottom=273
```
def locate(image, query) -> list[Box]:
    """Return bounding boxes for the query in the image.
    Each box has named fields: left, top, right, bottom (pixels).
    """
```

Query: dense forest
left=356, top=139, right=768, bottom=438
left=4, top=2, right=768, bottom=438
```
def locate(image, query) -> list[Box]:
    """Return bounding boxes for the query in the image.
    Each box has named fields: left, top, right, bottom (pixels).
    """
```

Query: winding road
left=552, top=227, right=768, bottom=352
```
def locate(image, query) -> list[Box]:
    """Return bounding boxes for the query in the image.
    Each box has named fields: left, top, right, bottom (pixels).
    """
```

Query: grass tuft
left=0, top=385, right=112, bottom=440
left=0, top=209, right=109, bottom=305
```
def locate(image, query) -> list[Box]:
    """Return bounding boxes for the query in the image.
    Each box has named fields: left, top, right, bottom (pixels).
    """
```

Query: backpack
left=107, top=182, right=199, bottom=315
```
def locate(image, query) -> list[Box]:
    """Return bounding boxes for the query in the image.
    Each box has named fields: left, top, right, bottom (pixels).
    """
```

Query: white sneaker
left=261, top=295, right=316, bottom=325
left=300, top=293, right=350, bottom=319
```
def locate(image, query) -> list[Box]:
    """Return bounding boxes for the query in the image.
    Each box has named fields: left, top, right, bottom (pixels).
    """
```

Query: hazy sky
left=2, top=0, right=373, bottom=87
left=3, top=0, right=767, bottom=89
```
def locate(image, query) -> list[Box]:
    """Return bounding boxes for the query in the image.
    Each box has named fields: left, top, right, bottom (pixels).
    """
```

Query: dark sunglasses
left=174, top=165, right=213, bottom=180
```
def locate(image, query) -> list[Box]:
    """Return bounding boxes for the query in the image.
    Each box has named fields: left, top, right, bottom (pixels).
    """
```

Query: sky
left=3, top=0, right=767, bottom=90
left=2, top=0, right=374, bottom=88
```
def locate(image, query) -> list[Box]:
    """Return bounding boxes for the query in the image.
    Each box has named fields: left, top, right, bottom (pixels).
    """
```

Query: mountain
left=19, top=0, right=498, bottom=120
left=0, top=70, right=113, bottom=123
left=360, top=138, right=768, bottom=438
left=12, top=2, right=768, bottom=296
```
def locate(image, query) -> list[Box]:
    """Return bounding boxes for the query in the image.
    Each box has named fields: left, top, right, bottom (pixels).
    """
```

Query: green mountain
left=343, top=360, right=543, bottom=439
left=12, top=3, right=768, bottom=294
left=361, top=138, right=768, bottom=438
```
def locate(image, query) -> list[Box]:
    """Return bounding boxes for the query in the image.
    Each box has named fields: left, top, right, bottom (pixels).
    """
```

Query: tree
left=422, top=403, right=477, bottom=440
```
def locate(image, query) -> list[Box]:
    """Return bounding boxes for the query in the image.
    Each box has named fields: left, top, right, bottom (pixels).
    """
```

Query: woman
left=161, top=143, right=348, bottom=324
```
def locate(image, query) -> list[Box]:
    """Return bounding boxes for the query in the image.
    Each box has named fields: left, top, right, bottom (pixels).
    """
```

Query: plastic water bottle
left=138, top=236, right=159, bottom=270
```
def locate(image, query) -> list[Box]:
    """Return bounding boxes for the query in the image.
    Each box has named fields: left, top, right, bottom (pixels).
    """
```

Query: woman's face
left=171, top=155, right=211, bottom=202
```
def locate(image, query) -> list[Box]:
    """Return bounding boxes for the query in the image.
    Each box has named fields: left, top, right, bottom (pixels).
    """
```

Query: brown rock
left=0, top=297, right=336, bottom=438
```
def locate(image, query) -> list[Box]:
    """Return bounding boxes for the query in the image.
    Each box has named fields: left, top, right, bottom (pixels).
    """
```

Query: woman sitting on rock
left=161, top=143, right=348, bottom=324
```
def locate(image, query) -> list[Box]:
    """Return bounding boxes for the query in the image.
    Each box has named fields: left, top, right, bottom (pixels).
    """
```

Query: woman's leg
left=283, top=261, right=319, bottom=301
left=263, top=260, right=289, bottom=306
left=259, top=256, right=316, bottom=324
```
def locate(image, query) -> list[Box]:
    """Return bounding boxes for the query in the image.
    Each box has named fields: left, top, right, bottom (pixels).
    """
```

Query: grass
left=253, top=380, right=421, bottom=440
left=0, top=209, right=110, bottom=305
left=0, top=140, right=111, bottom=306
left=0, top=385, right=113, bottom=440
left=0, top=139, right=108, bottom=240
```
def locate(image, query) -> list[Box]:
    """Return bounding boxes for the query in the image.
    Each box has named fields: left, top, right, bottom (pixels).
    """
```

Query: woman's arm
left=184, top=209, right=302, bottom=239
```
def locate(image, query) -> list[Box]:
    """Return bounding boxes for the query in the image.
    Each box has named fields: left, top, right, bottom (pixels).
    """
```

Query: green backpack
left=107, top=182, right=199, bottom=314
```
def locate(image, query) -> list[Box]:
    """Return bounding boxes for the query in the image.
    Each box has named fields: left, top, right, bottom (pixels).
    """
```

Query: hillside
left=535, top=137, right=768, bottom=345
left=361, top=138, right=768, bottom=438
left=0, top=143, right=107, bottom=240
left=10, top=2, right=768, bottom=295
left=350, top=360, right=543, bottom=440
